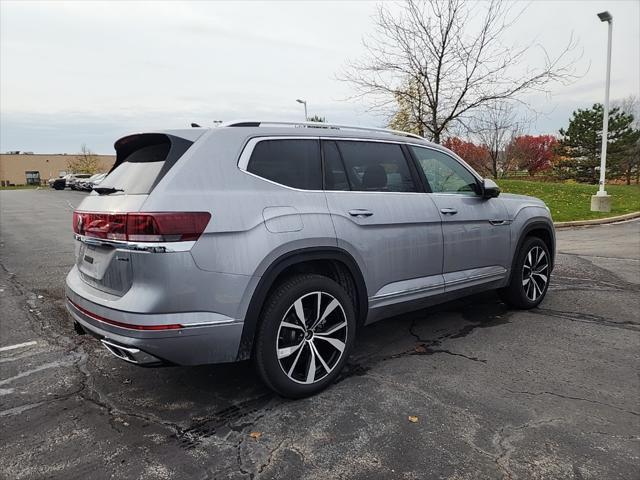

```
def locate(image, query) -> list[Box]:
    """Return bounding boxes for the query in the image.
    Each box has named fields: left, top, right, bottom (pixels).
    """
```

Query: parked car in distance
left=49, top=175, right=64, bottom=188
left=68, top=173, right=92, bottom=190
left=66, top=121, right=555, bottom=398
left=77, top=173, right=107, bottom=191
left=90, top=172, right=107, bottom=190
left=51, top=173, right=74, bottom=190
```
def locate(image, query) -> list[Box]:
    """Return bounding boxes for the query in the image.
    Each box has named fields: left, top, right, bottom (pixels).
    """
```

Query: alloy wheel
left=276, top=291, right=348, bottom=385
left=522, top=246, right=549, bottom=301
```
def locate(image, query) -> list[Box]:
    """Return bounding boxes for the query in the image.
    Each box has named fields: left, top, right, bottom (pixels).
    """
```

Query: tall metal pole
left=296, top=99, right=308, bottom=121
left=597, top=16, right=613, bottom=196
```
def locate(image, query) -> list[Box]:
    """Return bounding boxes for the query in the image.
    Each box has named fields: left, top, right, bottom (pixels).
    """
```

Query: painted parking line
left=0, top=341, right=37, bottom=353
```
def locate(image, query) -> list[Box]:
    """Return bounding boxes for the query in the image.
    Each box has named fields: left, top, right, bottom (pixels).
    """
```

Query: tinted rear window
left=336, top=141, right=417, bottom=192
left=247, top=139, right=321, bottom=190
left=99, top=134, right=192, bottom=194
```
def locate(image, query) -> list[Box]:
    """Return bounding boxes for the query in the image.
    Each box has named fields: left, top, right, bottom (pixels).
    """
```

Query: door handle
left=440, top=208, right=458, bottom=215
left=348, top=209, right=374, bottom=218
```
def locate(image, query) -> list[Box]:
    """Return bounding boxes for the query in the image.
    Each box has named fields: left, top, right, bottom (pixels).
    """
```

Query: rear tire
left=499, top=237, right=551, bottom=309
left=254, top=274, right=355, bottom=398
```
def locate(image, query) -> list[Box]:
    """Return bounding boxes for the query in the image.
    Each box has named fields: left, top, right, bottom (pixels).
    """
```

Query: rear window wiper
left=93, top=186, right=124, bottom=195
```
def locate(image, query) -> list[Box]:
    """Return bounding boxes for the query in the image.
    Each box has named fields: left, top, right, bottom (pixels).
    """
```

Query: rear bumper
left=65, top=291, right=244, bottom=366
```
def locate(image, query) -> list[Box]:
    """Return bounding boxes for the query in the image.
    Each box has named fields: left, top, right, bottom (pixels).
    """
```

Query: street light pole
left=296, top=99, right=308, bottom=121
left=591, top=11, right=613, bottom=212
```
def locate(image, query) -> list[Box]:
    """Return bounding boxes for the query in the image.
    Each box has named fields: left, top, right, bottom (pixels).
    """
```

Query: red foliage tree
left=442, top=137, right=491, bottom=175
left=507, top=135, right=558, bottom=176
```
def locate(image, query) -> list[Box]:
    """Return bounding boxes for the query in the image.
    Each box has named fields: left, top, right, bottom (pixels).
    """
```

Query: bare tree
left=67, top=144, right=99, bottom=174
left=470, top=102, right=528, bottom=178
left=341, top=0, right=579, bottom=143
left=614, top=95, right=640, bottom=184
left=615, top=95, right=639, bottom=129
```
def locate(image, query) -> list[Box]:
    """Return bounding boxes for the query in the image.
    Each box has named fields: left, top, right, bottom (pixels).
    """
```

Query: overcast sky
left=1, top=0, right=638, bottom=154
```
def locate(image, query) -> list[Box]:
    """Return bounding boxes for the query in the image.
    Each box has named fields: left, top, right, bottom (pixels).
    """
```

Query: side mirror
left=482, top=178, right=500, bottom=199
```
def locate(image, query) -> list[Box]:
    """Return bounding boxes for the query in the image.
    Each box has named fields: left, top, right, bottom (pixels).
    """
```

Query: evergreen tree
left=557, top=104, right=639, bottom=184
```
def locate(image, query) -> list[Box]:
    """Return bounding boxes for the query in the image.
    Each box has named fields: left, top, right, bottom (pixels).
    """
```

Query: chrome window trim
left=74, top=234, right=195, bottom=253
left=237, top=136, right=319, bottom=171
left=237, top=136, right=425, bottom=195
left=430, top=192, right=482, bottom=198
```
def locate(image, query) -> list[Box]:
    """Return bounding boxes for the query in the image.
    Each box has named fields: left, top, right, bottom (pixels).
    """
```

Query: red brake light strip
left=68, top=297, right=182, bottom=331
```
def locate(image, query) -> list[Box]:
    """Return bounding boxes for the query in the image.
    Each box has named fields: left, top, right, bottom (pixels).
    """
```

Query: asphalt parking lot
left=1, top=188, right=638, bottom=480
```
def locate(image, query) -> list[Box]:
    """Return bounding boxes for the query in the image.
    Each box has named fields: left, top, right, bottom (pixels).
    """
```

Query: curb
left=554, top=211, right=640, bottom=228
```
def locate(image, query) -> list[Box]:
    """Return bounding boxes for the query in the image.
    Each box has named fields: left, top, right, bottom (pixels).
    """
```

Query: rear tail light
left=73, top=211, right=210, bottom=242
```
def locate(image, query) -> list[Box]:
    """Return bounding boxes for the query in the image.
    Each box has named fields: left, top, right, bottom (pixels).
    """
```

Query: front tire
left=254, top=274, right=356, bottom=398
left=499, top=237, right=551, bottom=309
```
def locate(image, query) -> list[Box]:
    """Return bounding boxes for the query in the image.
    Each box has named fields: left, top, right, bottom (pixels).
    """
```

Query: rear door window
left=247, top=139, right=321, bottom=190
left=336, top=141, right=417, bottom=192
left=98, top=134, right=192, bottom=195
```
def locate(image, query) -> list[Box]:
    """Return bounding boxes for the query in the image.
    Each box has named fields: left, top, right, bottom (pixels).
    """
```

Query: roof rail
left=219, top=120, right=424, bottom=140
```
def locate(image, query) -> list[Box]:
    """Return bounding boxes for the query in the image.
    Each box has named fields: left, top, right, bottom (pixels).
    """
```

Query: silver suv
left=66, top=121, right=554, bottom=397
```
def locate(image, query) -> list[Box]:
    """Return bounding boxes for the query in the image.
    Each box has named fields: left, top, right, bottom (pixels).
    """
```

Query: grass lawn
left=498, top=179, right=640, bottom=222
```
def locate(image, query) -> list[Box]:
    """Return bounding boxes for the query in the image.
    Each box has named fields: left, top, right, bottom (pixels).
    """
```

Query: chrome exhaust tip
left=100, top=339, right=162, bottom=366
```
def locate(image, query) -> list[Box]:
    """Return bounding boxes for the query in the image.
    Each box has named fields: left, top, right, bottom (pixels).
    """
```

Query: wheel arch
left=236, top=247, right=368, bottom=360
left=509, top=219, right=556, bottom=283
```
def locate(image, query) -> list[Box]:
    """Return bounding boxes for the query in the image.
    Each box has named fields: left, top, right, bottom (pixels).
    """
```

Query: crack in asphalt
left=550, top=280, right=638, bottom=294
left=558, top=251, right=640, bottom=261
left=235, top=436, right=251, bottom=479
left=257, top=438, right=288, bottom=475
left=1, top=264, right=187, bottom=437
left=3, top=258, right=285, bottom=475
left=555, top=253, right=640, bottom=292
left=0, top=261, right=75, bottom=351
left=74, top=351, right=184, bottom=435
left=531, top=307, right=640, bottom=332
left=505, top=388, right=640, bottom=417
left=3, top=259, right=282, bottom=465
left=337, top=308, right=511, bottom=382
left=493, top=418, right=564, bottom=480
left=364, top=371, right=543, bottom=480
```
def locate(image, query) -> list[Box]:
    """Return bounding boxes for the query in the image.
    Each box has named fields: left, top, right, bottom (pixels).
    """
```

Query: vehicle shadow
left=88, top=290, right=511, bottom=439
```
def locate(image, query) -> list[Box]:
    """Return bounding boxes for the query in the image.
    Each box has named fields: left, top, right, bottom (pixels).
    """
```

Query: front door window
left=410, top=147, right=479, bottom=195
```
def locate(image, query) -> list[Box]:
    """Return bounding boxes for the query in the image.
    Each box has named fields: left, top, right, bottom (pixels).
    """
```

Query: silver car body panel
left=65, top=124, right=555, bottom=366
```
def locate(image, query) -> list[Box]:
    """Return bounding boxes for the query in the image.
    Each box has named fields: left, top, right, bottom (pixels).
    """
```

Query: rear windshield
left=98, top=134, right=192, bottom=194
